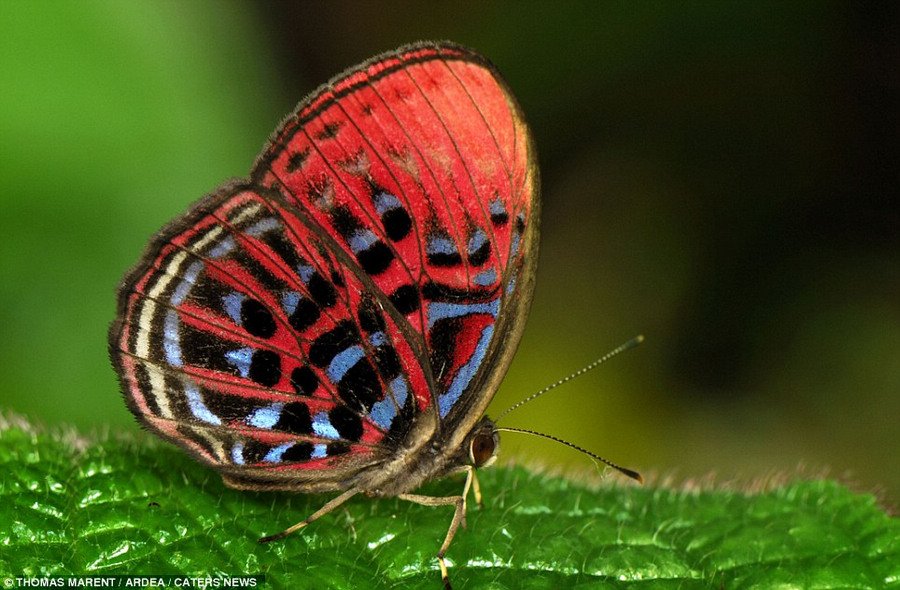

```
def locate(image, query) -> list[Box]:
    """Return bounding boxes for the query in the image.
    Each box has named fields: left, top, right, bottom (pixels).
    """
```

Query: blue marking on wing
left=369, top=331, right=387, bottom=347
left=427, top=235, right=457, bottom=255
left=369, top=376, right=409, bottom=430
left=391, top=375, right=410, bottom=406
left=348, top=229, right=378, bottom=254
left=209, top=235, right=235, bottom=258
left=473, top=268, right=497, bottom=286
left=264, top=442, right=294, bottom=463
left=468, top=229, right=487, bottom=255
left=374, top=191, right=402, bottom=215
left=312, top=411, right=340, bottom=440
left=171, top=261, right=203, bottom=306
left=427, top=299, right=500, bottom=329
left=163, top=310, right=183, bottom=368
left=231, top=442, right=245, bottom=465
left=368, top=398, right=395, bottom=430
left=222, top=291, right=245, bottom=324
left=297, top=264, right=314, bottom=283
left=246, top=403, right=285, bottom=429
left=184, top=380, right=222, bottom=425
left=327, top=345, right=365, bottom=383
left=510, top=232, right=521, bottom=257
left=490, top=198, right=506, bottom=216
left=246, top=217, right=280, bottom=237
left=311, top=444, right=328, bottom=459
left=225, top=347, right=254, bottom=378
left=281, top=291, right=300, bottom=316
left=439, top=324, right=494, bottom=418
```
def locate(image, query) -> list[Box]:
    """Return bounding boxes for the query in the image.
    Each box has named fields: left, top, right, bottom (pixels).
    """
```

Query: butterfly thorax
left=360, top=416, right=499, bottom=498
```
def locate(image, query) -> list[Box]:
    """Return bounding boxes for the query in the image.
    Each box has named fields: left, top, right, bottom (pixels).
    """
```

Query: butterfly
left=109, top=41, right=623, bottom=588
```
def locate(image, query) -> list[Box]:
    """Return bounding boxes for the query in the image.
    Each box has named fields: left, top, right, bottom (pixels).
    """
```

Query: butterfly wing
left=254, top=42, right=539, bottom=445
left=110, top=186, right=431, bottom=491
left=110, top=42, right=538, bottom=491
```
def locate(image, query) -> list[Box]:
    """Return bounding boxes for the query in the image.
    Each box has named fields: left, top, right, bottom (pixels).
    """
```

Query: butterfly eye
left=469, top=432, right=497, bottom=468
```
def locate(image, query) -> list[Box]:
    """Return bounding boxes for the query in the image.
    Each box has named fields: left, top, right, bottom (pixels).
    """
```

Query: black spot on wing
left=282, top=441, right=314, bottom=462
left=331, top=206, right=357, bottom=238
left=357, top=241, right=393, bottom=275
left=291, top=366, right=319, bottom=396
left=329, top=406, right=363, bottom=441
left=241, top=298, right=276, bottom=338
left=248, top=350, right=281, bottom=387
left=288, top=297, right=320, bottom=332
left=274, top=401, right=312, bottom=435
left=286, top=148, right=310, bottom=173
left=308, top=272, right=337, bottom=308
left=317, top=121, right=342, bottom=140
left=337, top=359, right=380, bottom=411
left=382, top=208, right=411, bottom=241
left=389, top=284, right=420, bottom=314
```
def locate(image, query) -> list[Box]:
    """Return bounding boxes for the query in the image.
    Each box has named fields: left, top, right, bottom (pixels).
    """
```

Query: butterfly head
left=466, top=417, right=500, bottom=469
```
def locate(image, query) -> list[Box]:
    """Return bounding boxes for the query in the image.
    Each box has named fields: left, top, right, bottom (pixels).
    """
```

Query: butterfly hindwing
left=111, top=186, right=430, bottom=489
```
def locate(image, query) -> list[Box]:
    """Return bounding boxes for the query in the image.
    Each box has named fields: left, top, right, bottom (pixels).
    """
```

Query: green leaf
left=1, top=415, right=897, bottom=589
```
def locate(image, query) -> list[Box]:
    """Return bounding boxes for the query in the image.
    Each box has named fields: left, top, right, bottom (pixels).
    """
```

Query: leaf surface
left=1, top=417, right=897, bottom=589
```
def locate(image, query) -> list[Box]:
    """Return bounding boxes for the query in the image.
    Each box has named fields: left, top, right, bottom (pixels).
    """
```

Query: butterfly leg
left=258, top=487, right=359, bottom=543
left=398, top=466, right=476, bottom=590
left=470, top=468, right=483, bottom=509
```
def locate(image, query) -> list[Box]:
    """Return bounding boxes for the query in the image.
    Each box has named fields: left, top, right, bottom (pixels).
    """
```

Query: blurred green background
left=2, top=2, right=897, bottom=504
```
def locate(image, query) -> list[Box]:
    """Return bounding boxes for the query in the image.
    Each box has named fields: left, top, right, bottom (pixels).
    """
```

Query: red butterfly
left=109, top=41, right=637, bottom=588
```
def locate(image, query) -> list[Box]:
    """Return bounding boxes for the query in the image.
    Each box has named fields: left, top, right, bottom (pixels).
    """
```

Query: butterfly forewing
left=255, top=43, right=538, bottom=432
left=110, top=42, right=539, bottom=493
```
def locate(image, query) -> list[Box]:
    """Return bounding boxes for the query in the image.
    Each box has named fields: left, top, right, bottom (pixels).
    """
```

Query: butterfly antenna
left=494, top=335, right=644, bottom=423
left=494, top=427, right=643, bottom=483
